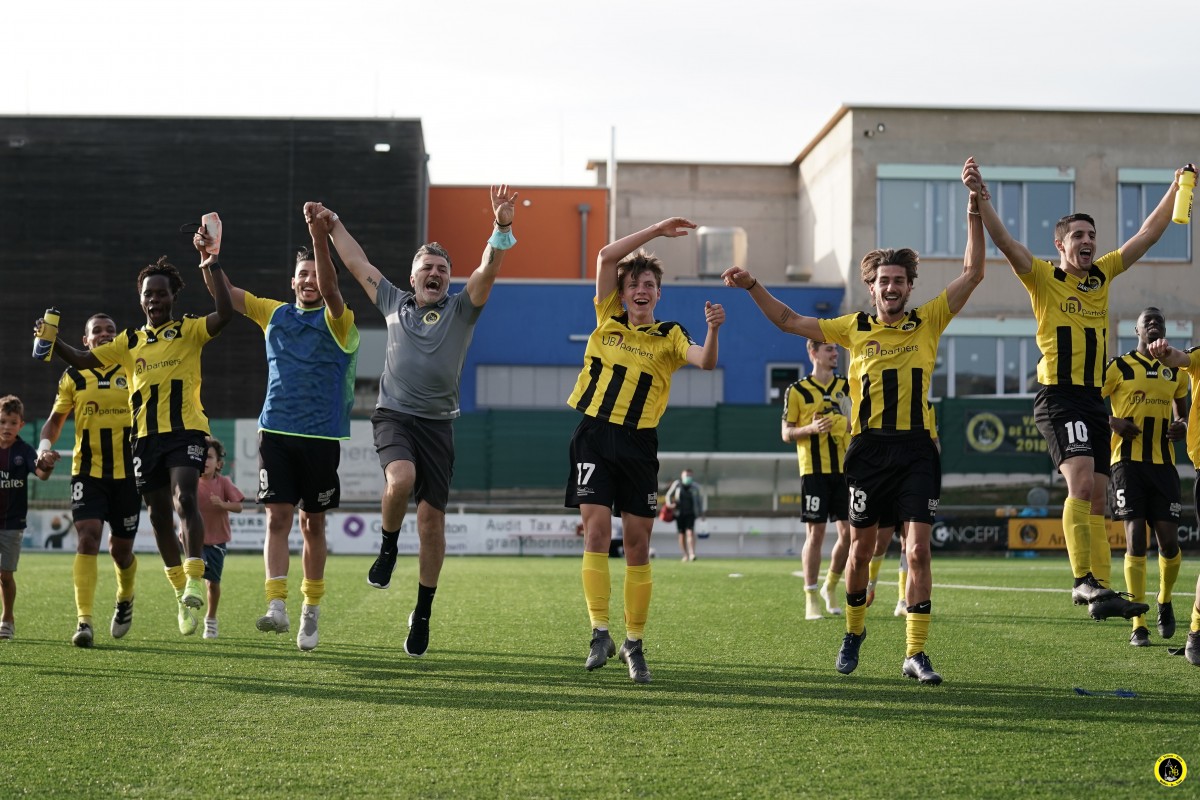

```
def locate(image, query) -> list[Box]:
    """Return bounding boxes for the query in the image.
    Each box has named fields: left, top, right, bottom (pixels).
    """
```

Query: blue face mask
left=681, top=475, right=693, bottom=486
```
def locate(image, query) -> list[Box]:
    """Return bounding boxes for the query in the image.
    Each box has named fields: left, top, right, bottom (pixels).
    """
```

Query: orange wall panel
left=429, top=186, right=609, bottom=280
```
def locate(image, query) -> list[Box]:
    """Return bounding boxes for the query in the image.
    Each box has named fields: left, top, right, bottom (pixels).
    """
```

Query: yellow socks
left=1158, top=551, right=1182, bottom=604
left=1061, top=498, right=1092, bottom=579
left=301, top=578, right=325, bottom=607
left=73, top=553, right=97, bottom=623
left=868, top=554, right=884, bottom=584
left=846, top=602, right=867, bottom=636
left=581, top=552, right=610, bottom=630
left=164, top=564, right=186, bottom=594
left=183, top=557, right=205, bottom=581
left=823, top=569, right=842, bottom=594
left=1124, top=554, right=1147, bottom=630
left=1192, top=602, right=1200, bottom=633
left=906, top=612, right=931, bottom=657
left=1088, top=515, right=1111, bottom=585
left=624, top=564, right=653, bottom=640
left=898, top=567, right=908, bottom=602
left=265, top=577, right=288, bottom=603
left=115, top=556, right=137, bottom=602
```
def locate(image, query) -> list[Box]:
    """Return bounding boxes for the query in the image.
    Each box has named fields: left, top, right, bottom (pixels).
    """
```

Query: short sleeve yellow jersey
left=567, top=290, right=694, bottom=429
left=818, top=291, right=953, bottom=438
left=1018, top=252, right=1125, bottom=388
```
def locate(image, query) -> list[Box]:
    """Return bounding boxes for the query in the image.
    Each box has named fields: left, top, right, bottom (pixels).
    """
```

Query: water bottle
left=32, top=307, right=60, bottom=361
left=1172, top=165, right=1196, bottom=225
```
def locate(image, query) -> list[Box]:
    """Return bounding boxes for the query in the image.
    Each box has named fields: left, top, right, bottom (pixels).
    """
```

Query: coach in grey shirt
left=309, top=185, right=519, bottom=658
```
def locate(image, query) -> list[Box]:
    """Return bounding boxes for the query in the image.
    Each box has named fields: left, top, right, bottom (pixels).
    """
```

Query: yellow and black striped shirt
left=1178, top=347, right=1200, bottom=468
left=1019, top=252, right=1125, bottom=388
left=90, top=316, right=216, bottom=439
left=51, top=366, right=133, bottom=480
left=818, top=291, right=953, bottom=437
left=783, top=375, right=851, bottom=475
left=567, top=290, right=694, bottom=429
left=1103, top=352, right=1187, bottom=466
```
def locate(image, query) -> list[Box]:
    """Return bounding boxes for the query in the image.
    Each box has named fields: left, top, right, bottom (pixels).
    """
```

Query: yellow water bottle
left=32, top=307, right=60, bottom=361
left=1172, top=164, right=1196, bottom=225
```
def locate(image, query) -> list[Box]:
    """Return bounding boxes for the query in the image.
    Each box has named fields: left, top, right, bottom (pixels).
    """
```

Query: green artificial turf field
left=1, top=553, right=1196, bottom=798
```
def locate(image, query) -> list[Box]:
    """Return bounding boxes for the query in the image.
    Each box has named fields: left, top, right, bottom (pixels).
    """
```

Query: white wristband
left=39, top=439, right=53, bottom=453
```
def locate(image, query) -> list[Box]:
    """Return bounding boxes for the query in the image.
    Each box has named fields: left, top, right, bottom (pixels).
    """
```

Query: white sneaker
left=819, top=585, right=843, bottom=616
left=256, top=599, right=290, bottom=634
left=0, top=620, right=13, bottom=640
left=297, top=604, right=319, bottom=651
left=894, top=599, right=908, bottom=617
left=203, top=618, right=219, bottom=639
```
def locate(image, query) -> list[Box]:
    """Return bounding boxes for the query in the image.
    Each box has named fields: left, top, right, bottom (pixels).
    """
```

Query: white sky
left=4, top=0, right=1197, bottom=187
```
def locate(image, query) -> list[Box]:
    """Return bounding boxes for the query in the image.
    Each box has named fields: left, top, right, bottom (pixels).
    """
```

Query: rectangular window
left=878, top=165, right=1074, bottom=259
left=1118, top=169, right=1191, bottom=261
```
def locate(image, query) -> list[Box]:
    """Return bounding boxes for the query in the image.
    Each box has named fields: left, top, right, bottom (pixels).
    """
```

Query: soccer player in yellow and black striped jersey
left=567, top=216, right=725, bottom=684
left=968, top=161, right=1191, bottom=622
left=44, top=246, right=233, bottom=636
left=38, top=313, right=140, bottom=648
left=1102, top=307, right=1188, bottom=648
left=782, top=340, right=852, bottom=622
left=725, top=160, right=986, bottom=685
left=1148, top=336, right=1200, bottom=665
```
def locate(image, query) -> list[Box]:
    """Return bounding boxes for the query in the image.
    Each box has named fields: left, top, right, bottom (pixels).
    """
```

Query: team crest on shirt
left=1162, top=367, right=1174, bottom=381
left=115, top=376, right=128, bottom=389
left=162, top=327, right=178, bottom=340
left=1077, top=275, right=1102, bottom=292
left=901, top=321, right=917, bottom=331
left=423, top=310, right=441, bottom=325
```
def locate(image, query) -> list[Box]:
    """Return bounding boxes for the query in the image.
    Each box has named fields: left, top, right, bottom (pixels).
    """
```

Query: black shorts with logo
left=132, top=430, right=207, bottom=494
left=798, top=473, right=850, bottom=523
left=371, top=408, right=455, bottom=512
left=257, top=431, right=342, bottom=512
left=565, top=415, right=660, bottom=518
left=1033, top=385, right=1111, bottom=476
left=844, top=431, right=941, bottom=529
left=1109, top=461, right=1181, bottom=524
left=70, top=475, right=141, bottom=539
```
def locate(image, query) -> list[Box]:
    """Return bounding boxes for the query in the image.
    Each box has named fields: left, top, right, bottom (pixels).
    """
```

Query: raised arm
left=193, top=235, right=233, bottom=336
left=304, top=202, right=346, bottom=318
left=318, top=205, right=385, bottom=304
left=465, top=185, right=519, bottom=307
left=684, top=301, right=724, bottom=370
left=1119, top=164, right=1193, bottom=267
left=36, top=316, right=101, bottom=370
left=1147, top=338, right=1190, bottom=368
left=721, top=266, right=824, bottom=340
left=963, top=157, right=1035, bottom=275
left=945, top=184, right=986, bottom=314
left=597, top=217, right=695, bottom=300
left=194, top=228, right=247, bottom=315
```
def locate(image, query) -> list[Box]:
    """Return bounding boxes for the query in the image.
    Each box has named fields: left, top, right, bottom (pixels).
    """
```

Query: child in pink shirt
left=197, top=437, right=244, bottom=639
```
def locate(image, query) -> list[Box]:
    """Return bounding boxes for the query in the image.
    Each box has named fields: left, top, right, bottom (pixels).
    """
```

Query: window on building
left=1118, top=169, right=1191, bottom=261
left=877, top=165, right=1074, bottom=259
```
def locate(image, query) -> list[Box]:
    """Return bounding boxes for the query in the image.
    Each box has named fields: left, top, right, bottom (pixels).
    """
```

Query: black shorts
left=371, top=408, right=454, bottom=512
left=1033, top=385, right=1111, bottom=476
left=1109, top=461, right=1181, bottom=524
left=844, top=432, right=941, bottom=528
left=565, top=415, right=659, bottom=518
left=798, top=473, right=850, bottom=523
left=257, top=431, right=342, bottom=512
left=132, top=431, right=207, bottom=494
left=70, top=475, right=141, bottom=539
left=675, top=514, right=697, bottom=533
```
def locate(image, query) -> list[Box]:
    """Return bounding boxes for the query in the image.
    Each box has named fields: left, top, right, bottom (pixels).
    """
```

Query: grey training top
left=374, top=278, right=483, bottom=419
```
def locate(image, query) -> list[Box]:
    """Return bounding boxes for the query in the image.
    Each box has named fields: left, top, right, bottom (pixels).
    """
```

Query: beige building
left=592, top=104, right=1199, bottom=398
